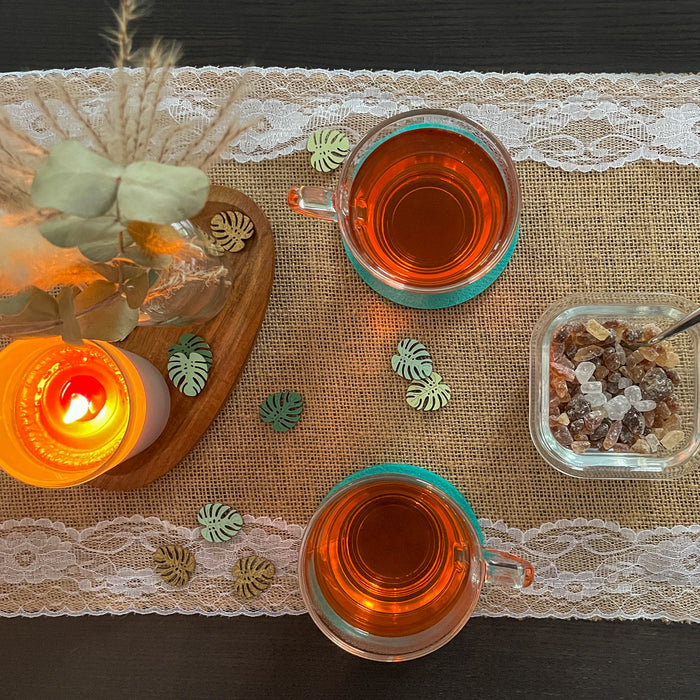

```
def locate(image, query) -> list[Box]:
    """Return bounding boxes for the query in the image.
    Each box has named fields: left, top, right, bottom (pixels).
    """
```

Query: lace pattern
left=1, top=67, right=700, bottom=171
left=1, top=515, right=699, bottom=621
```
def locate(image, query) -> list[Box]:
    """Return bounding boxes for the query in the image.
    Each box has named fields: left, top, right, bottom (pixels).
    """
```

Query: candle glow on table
left=0, top=337, right=170, bottom=488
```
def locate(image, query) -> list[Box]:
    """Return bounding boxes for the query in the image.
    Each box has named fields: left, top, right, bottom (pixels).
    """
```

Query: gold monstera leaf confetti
left=232, top=556, right=275, bottom=598
left=153, top=544, right=196, bottom=587
left=209, top=210, right=255, bottom=252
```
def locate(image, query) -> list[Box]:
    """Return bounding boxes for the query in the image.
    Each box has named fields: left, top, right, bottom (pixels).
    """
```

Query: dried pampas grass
left=0, top=218, right=101, bottom=295
left=0, top=0, right=254, bottom=303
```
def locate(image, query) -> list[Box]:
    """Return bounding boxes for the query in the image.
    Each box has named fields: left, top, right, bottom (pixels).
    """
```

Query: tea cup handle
left=288, top=186, right=337, bottom=222
left=483, top=548, right=534, bottom=589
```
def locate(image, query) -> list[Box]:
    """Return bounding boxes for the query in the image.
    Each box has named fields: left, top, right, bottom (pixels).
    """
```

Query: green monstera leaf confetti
left=307, top=129, right=350, bottom=172
left=210, top=210, right=255, bottom=252
left=168, top=333, right=213, bottom=369
left=259, top=391, right=304, bottom=432
left=197, top=503, right=244, bottom=543
left=391, top=339, right=433, bottom=380
left=167, top=351, right=210, bottom=396
left=406, top=372, right=451, bottom=411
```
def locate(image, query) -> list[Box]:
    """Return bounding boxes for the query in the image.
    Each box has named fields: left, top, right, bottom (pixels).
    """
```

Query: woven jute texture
left=1, top=156, right=700, bottom=531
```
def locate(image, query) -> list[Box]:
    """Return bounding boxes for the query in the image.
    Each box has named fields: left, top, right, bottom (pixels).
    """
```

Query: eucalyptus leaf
left=80, top=240, right=123, bottom=263
left=122, top=243, right=172, bottom=269
left=91, top=263, right=121, bottom=283
left=57, top=287, right=83, bottom=346
left=0, top=287, right=59, bottom=322
left=74, top=280, right=139, bottom=341
left=118, top=161, right=210, bottom=223
left=0, top=290, right=32, bottom=317
left=91, top=262, right=145, bottom=283
left=39, top=215, right=123, bottom=248
left=31, top=141, right=123, bottom=217
left=124, top=272, right=150, bottom=309
left=39, top=214, right=125, bottom=262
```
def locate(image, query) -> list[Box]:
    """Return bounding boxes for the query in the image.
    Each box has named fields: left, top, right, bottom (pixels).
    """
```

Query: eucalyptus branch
left=0, top=289, right=123, bottom=336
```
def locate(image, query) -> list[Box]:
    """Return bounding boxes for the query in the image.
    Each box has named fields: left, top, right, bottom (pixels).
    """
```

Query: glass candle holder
left=0, top=337, right=170, bottom=488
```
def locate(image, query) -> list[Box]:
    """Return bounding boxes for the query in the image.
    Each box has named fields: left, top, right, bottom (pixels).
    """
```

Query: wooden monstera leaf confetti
left=232, top=556, right=275, bottom=598
left=392, top=339, right=433, bottom=380
left=210, top=209, right=255, bottom=252
left=153, top=544, right=196, bottom=587
left=168, top=333, right=213, bottom=369
left=168, top=351, right=209, bottom=396
left=197, top=503, right=244, bottom=543
left=406, top=372, right=451, bottom=411
left=307, top=129, right=350, bottom=172
left=259, top=391, right=304, bottom=432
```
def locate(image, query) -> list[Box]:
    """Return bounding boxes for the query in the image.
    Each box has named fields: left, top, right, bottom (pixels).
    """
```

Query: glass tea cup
left=298, top=464, right=533, bottom=662
left=288, top=109, right=521, bottom=309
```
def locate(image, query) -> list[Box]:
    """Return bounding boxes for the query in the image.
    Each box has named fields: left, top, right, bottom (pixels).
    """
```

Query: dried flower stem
left=134, top=41, right=181, bottom=160
left=196, top=118, right=255, bottom=171
left=0, top=110, right=47, bottom=159
left=104, top=0, right=145, bottom=68
left=177, top=80, right=248, bottom=165
left=53, top=82, right=110, bottom=157
left=0, top=179, right=33, bottom=213
left=26, top=89, right=70, bottom=142
left=104, top=0, right=148, bottom=164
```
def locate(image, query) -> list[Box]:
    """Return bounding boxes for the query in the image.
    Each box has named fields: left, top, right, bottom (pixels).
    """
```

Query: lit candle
left=0, top=337, right=170, bottom=488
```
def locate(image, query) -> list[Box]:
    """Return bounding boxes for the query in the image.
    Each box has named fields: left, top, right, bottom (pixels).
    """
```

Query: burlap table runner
left=3, top=155, right=698, bottom=528
left=1, top=68, right=699, bottom=619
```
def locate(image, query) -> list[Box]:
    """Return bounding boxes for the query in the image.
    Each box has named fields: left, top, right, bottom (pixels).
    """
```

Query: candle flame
left=62, top=394, right=91, bottom=424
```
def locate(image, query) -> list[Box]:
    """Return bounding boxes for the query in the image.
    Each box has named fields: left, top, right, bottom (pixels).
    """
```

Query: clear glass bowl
left=529, top=293, right=700, bottom=480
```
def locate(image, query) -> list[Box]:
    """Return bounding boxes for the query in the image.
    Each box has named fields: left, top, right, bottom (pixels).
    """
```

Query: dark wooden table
left=3, top=2, right=700, bottom=698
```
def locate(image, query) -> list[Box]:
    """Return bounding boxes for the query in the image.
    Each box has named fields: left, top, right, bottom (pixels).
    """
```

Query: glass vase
left=138, top=220, right=233, bottom=327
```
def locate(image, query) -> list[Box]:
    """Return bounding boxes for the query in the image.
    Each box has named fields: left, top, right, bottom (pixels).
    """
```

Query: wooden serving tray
left=91, top=186, right=275, bottom=490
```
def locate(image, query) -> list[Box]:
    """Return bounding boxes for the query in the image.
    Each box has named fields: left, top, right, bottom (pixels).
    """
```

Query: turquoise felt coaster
left=325, top=463, right=483, bottom=543
left=345, top=225, right=519, bottom=309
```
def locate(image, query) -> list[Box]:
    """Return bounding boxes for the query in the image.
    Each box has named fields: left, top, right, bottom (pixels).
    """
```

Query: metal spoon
left=633, top=307, right=700, bottom=346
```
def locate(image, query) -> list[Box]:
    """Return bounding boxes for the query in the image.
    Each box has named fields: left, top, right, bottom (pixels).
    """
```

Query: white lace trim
left=1, top=515, right=699, bottom=622
left=1, top=66, right=700, bottom=171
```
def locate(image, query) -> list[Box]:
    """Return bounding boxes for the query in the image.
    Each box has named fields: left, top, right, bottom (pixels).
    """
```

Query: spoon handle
left=651, top=307, right=700, bottom=344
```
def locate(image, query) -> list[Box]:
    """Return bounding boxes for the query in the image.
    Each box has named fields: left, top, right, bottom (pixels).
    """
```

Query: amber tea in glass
left=348, top=126, right=509, bottom=290
left=288, top=110, right=521, bottom=301
left=299, top=466, right=533, bottom=661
